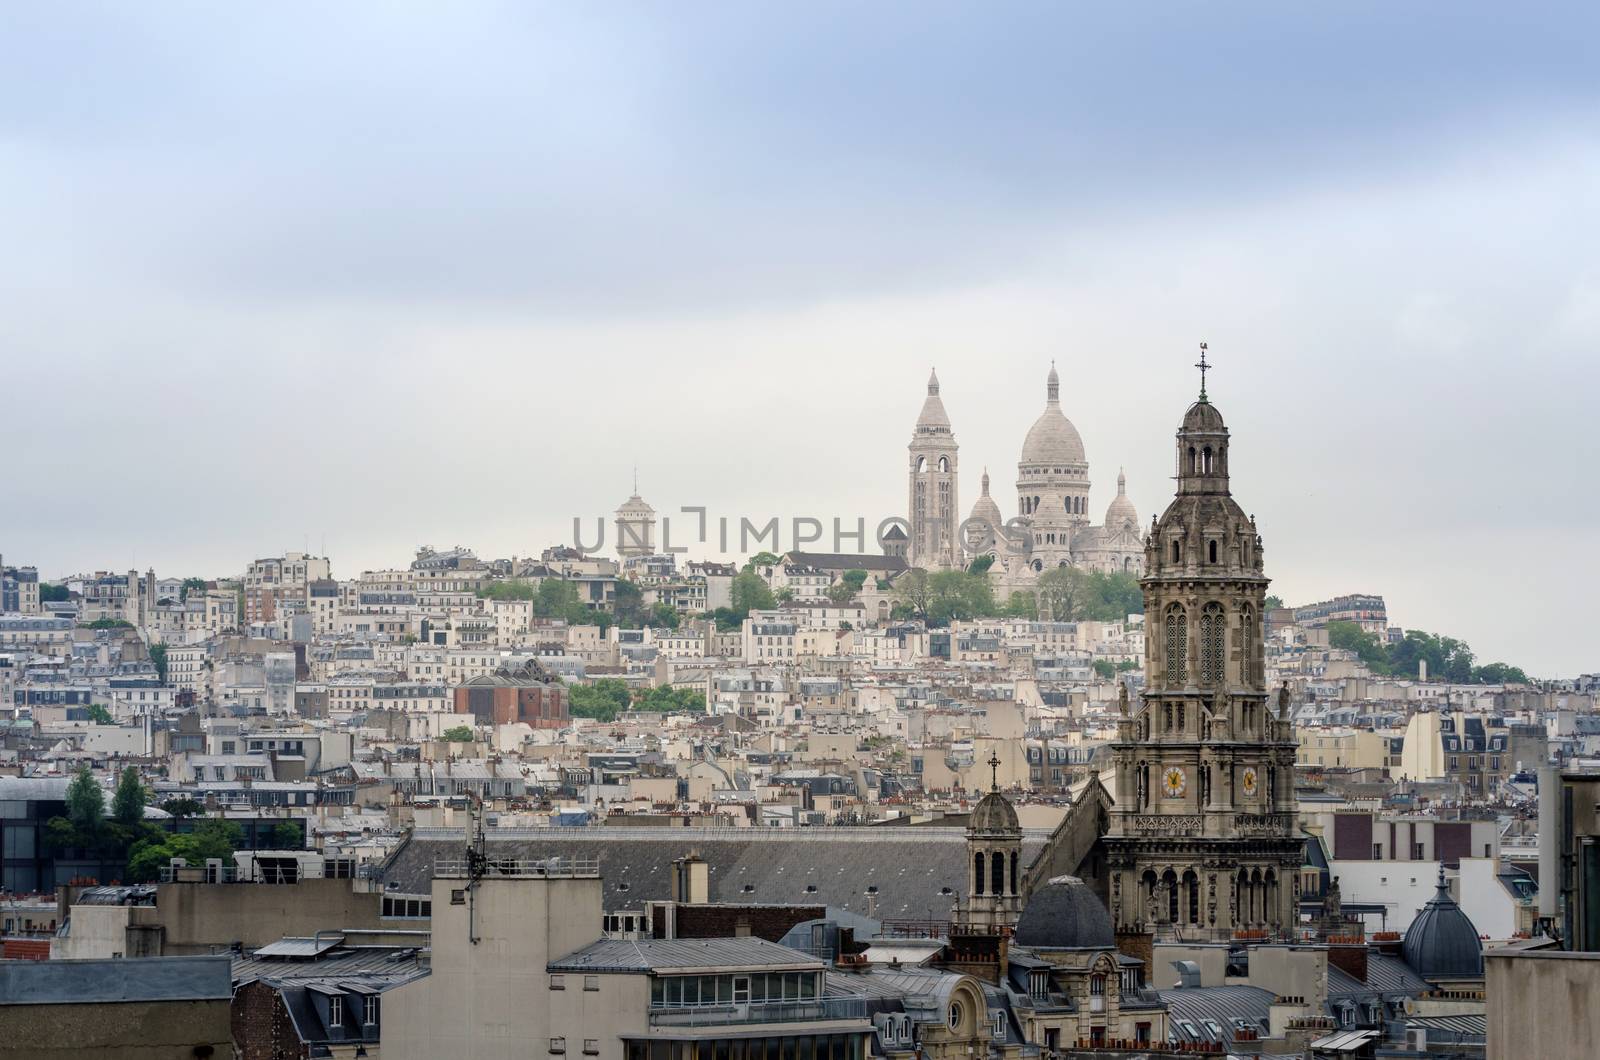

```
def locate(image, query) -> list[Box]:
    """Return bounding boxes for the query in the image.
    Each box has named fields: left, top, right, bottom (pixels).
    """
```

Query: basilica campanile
left=1104, top=351, right=1301, bottom=939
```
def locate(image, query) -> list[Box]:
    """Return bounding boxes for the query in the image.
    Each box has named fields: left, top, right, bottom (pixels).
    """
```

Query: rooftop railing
left=649, top=997, right=868, bottom=1028
left=432, top=854, right=600, bottom=879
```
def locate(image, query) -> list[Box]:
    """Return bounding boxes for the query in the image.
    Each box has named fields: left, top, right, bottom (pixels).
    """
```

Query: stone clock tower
left=1104, top=353, right=1301, bottom=940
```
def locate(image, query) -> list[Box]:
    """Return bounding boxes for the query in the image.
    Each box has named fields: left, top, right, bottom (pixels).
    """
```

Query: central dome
left=1014, top=876, right=1114, bottom=950
left=1019, top=365, right=1086, bottom=466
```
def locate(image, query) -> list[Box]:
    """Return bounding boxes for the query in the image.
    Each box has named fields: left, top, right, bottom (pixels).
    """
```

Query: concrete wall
left=53, top=904, right=134, bottom=960
left=386, top=873, right=606, bottom=1060
left=154, top=877, right=386, bottom=953
left=0, top=999, right=232, bottom=1058
left=1486, top=950, right=1600, bottom=1060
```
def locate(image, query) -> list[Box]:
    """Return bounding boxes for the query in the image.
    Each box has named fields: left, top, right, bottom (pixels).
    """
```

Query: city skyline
left=3, top=5, right=1595, bottom=676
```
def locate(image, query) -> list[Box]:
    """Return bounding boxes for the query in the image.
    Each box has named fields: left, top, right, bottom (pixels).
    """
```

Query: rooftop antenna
left=1194, top=342, right=1211, bottom=401
left=465, top=793, right=488, bottom=945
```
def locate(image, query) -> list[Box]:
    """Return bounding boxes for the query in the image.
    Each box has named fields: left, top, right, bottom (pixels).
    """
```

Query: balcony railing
left=649, top=998, right=868, bottom=1028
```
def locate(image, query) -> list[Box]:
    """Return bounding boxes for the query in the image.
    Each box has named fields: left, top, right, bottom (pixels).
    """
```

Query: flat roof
left=0, top=956, right=232, bottom=1006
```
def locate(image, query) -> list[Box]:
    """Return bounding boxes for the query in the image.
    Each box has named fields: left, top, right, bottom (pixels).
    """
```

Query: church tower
left=1104, top=349, right=1300, bottom=940
left=961, top=753, right=1023, bottom=933
left=908, top=369, right=960, bottom=570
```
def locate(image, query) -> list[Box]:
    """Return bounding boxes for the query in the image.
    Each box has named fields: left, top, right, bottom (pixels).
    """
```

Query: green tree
left=272, top=821, right=305, bottom=849
left=1003, top=591, right=1037, bottom=618
left=1076, top=571, right=1144, bottom=621
left=1263, top=594, right=1285, bottom=610
left=477, top=579, right=538, bottom=601
left=614, top=580, right=649, bottom=627
left=841, top=569, right=869, bottom=591
left=826, top=580, right=858, bottom=605
left=633, top=686, right=707, bottom=713
left=148, top=643, right=169, bottom=684
left=1092, top=659, right=1116, bottom=679
left=743, top=551, right=781, bottom=572
left=40, top=582, right=72, bottom=602
left=773, top=587, right=795, bottom=604
left=893, top=569, right=934, bottom=622
left=442, top=725, right=475, bottom=742
left=127, top=820, right=244, bottom=883
left=85, top=703, right=114, bottom=725
left=967, top=554, right=995, bottom=575
left=567, top=678, right=634, bottom=721
left=80, top=618, right=133, bottom=629
left=161, top=797, right=206, bottom=819
left=926, top=570, right=995, bottom=626
left=730, top=572, right=775, bottom=615
left=112, top=767, right=147, bottom=826
left=1472, top=662, right=1533, bottom=685
left=179, top=577, right=209, bottom=601
left=710, top=607, right=745, bottom=633
left=67, top=767, right=105, bottom=832
left=648, top=602, right=681, bottom=629
left=1035, top=567, right=1087, bottom=622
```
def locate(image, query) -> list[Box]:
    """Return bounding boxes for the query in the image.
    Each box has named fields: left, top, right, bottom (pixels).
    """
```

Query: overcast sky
left=2, top=4, right=1595, bottom=676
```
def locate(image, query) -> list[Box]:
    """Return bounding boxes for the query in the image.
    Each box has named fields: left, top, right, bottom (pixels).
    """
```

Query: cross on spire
left=1195, top=342, right=1211, bottom=401
left=988, top=749, right=1001, bottom=792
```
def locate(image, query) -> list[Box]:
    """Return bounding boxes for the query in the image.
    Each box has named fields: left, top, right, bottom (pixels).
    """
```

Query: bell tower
left=961, top=752, right=1023, bottom=933
left=908, top=368, right=960, bottom=570
left=1104, top=347, right=1301, bottom=940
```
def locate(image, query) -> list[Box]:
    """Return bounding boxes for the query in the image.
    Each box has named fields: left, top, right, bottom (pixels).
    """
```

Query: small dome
left=1014, top=875, right=1114, bottom=950
left=1402, top=871, right=1483, bottom=979
left=969, top=469, right=1003, bottom=528
left=1103, top=469, right=1138, bottom=532
left=1181, top=399, right=1226, bottom=434
left=968, top=789, right=1019, bottom=834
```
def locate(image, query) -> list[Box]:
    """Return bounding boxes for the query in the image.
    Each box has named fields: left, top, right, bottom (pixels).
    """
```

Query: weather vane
left=1195, top=342, right=1211, bottom=400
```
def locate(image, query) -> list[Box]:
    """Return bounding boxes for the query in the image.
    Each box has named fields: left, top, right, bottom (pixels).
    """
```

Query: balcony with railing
left=649, top=997, right=868, bottom=1029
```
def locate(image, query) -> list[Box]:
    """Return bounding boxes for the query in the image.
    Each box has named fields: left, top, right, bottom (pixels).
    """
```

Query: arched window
left=1184, top=870, right=1200, bottom=925
left=1208, top=540, right=1217, bottom=564
left=1164, top=606, right=1187, bottom=684
left=916, top=456, right=927, bottom=473
left=938, top=456, right=949, bottom=473
left=1239, top=606, right=1256, bottom=685
left=991, top=851, right=1005, bottom=896
left=1203, top=446, right=1213, bottom=473
left=1164, top=870, right=1179, bottom=923
left=1200, top=603, right=1225, bottom=685
left=1010, top=851, right=1019, bottom=895
left=974, top=852, right=985, bottom=895
left=1171, top=539, right=1181, bottom=563
left=1188, top=446, right=1198, bottom=473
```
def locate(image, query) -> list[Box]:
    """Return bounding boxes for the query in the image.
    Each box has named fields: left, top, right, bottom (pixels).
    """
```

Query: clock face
left=1162, top=766, right=1187, bottom=798
left=1242, top=767, right=1259, bottom=797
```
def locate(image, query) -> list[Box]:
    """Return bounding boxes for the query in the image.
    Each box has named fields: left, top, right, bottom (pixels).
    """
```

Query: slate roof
left=549, top=937, right=822, bottom=973
left=1013, top=875, right=1113, bottom=950
left=232, top=945, right=428, bottom=986
left=1325, top=952, right=1430, bottom=1000
left=1156, top=984, right=1275, bottom=1045
left=1, top=955, right=232, bottom=1005
left=382, top=829, right=1047, bottom=919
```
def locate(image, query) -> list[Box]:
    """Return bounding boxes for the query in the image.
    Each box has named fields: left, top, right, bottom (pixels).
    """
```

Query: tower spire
left=1194, top=342, right=1211, bottom=402
left=988, top=749, right=1001, bottom=792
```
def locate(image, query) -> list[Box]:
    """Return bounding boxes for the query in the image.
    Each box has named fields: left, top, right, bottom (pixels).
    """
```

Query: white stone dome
left=969, top=469, right=1003, bottom=527
left=1103, top=469, right=1138, bottom=531
left=1019, top=365, right=1086, bottom=466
